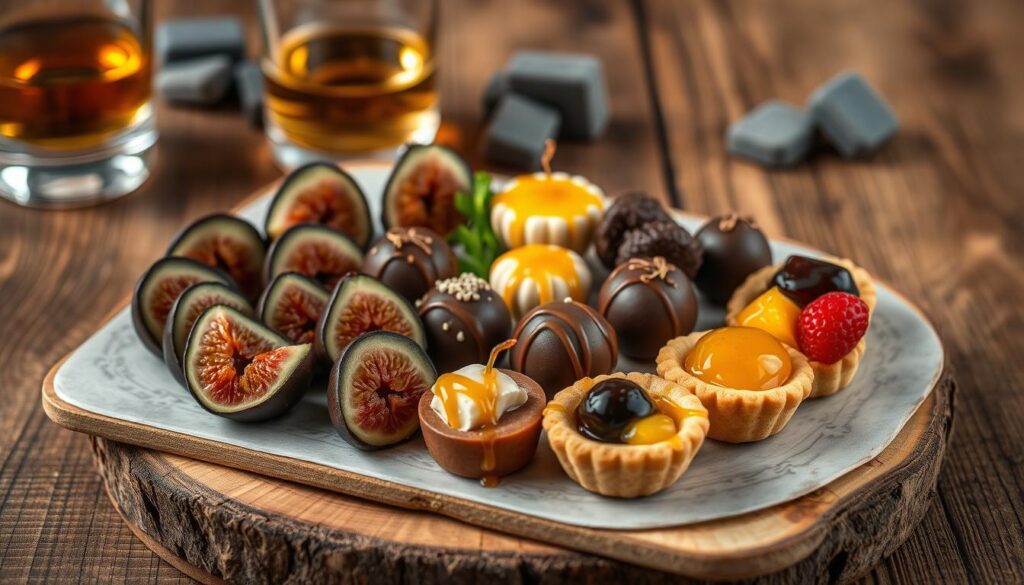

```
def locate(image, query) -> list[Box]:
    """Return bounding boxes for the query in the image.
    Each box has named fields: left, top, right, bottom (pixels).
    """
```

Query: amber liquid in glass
left=0, top=16, right=151, bottom=151
left=264, top=24, right=437, bottom=153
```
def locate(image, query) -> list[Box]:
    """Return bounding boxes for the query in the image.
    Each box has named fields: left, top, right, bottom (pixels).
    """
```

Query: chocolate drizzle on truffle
left=510, top=300, right=618, bottom=397
left=362, top=226, right=457, bottom=303
left=598, top=256, right=698, bottom=360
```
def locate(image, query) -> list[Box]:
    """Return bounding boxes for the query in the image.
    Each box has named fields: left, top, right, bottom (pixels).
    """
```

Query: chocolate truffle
left=418, top=273, right=513, bottom=373
left=595, top=191, right=672, bottom=268
left=615, top=220, right=703, bottom=278
left=361, top=227, right=457, bottom=304
left=598, top=257, right=698, bottom=360
left=509, top=299, right=618, bottom=398
left=693, top=214, right=772, bottom=305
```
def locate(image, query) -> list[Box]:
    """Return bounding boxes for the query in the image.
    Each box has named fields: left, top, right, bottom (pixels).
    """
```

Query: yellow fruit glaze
left=493, top=174, right=604, bottom=248
left=491, top=244, right=586, bottom=309
left=735, top=286, right=802, bottom=348
left=622, top=396, right=707, bottom=445
left=432, top=339, right=517, bottom=430
left=683, top=327, right=793, bottom=391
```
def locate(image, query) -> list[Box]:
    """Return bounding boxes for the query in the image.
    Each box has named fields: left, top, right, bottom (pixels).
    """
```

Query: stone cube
left=482, top=94, right=562, bottom=170
left=727, top=100, right=814, bottom=167
left=505, top=51, right=608, bottom=140
left=808, top=71, right=898, bottom=157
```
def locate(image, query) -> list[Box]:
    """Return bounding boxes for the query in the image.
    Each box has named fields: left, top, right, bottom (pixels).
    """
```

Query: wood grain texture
left=83, top=374, right=952, bottom=584
left=2, top=0, right=1021, bottom=583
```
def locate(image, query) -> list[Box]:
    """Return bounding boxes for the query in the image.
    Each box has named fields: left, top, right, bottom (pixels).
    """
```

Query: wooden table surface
left=2, top=0, right=1022, bottom=582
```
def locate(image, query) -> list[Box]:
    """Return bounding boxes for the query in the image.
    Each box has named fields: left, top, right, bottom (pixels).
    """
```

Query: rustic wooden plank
left=642, top=0, right=1024, bottom=583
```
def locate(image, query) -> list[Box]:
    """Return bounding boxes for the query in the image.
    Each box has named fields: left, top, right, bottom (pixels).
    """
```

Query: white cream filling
left=429, top=364, right=528, bottom=432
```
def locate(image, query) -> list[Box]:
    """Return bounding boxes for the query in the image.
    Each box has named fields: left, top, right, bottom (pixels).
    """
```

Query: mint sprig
left=450, top=172, right=502, bottom=278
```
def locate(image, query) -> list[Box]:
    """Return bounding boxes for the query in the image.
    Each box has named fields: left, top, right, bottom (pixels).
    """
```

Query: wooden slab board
left=45, top=355, right=953, bottom=582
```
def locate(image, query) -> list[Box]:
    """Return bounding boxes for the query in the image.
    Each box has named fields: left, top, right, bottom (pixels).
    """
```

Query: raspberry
left=796, top=292, right=869, bottom=364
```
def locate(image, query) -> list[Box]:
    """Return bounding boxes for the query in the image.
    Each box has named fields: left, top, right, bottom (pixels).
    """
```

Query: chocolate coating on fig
left=694, top=214, right=772, bottom=305
left=595, top=192, right=673, bottom=269
left=362, top=227, right=458, bottom=304
left=597, top=257, right=698, bottom=360
left=509, top=299, right=618, bottom=398
left=418, top=273, right=513, bottom=374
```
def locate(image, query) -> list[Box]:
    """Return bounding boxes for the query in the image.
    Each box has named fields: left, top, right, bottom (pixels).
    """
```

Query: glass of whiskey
left=0, top=0, right=156, bottom=208
left=259, top=0, right=440, bottom=168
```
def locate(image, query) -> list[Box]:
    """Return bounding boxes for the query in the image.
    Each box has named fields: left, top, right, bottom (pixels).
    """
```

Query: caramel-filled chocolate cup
left=418, top=370, right=545, bottom=479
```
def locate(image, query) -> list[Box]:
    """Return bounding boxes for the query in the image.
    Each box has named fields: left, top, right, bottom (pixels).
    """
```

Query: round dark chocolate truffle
left=693, top=214, right=772, bottom=305
left=509, top=299, right=619, bottom=398
left=418, top=273, right=513, bottom=373
left=595, top=192, right=673, bottom=269
left=597, top=257, right=698, bottom=360
left=361, top=227, right=457, bottom=303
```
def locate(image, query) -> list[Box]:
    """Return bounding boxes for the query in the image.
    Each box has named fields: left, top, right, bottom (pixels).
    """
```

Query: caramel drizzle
left=598, top=257, right=684, bottom=338
left=541, top=139, right=556, bottom=175
left=627, top=256, right=676, bottom=286
left=386, top=227, right=434, bottom=255
left=511, top=301, right=618, bottom=380
left=718, top=212, right=758, bottom=232
left=381, top=227, right=441, bottom=285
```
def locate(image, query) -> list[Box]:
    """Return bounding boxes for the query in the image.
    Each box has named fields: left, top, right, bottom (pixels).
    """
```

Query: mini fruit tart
left=419, top=340, right=545, bottom=487
left=725, top=255, right=875, bottom=398
left=657, top=327, right=814, bottom=443
left=543, top=372, right=709, bottom=498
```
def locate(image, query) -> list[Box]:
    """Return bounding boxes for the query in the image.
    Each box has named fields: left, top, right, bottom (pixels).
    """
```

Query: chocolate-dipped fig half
left=183, top=305, right=313, bottom=422
left=316, top=274, right=426, bottom=364
left=258, top=272, right=329, bottom=345
left=381, top=144, right=472, bottom=237
left=264, top=162, right=373, bottom=248
left=162, top=281, right=253, bottom=385
left=693, top=214, right=772, bottom=306
left=264, top=224, right=363, bottom=290
left=166, top=213, right=267, bottom=301
left=131, top=257, right=233, bottom=357
left=328, top=331, right=437, bottom=449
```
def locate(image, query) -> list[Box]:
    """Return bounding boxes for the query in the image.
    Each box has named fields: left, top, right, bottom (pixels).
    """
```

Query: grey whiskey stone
left=482, top=94, right=562, bottom=170
left=505, top=51, right=608, bottom=140
left=727, top=100, right=814, bottom=167
left=157, top=55, right=233, bottom=106
left=809, top=71, right=898, bottom=157
left=156, top=18, right=246, bottom=65
left=235, top=61, right=265, bottom=127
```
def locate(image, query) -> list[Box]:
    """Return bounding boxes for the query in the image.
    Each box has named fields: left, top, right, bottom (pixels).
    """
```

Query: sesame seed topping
left=435, top=272, right=492, bottom=303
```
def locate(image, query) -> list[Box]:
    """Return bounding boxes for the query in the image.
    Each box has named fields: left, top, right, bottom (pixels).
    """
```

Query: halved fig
left=265, top=163, right=373, bottom=248
left=327, top=331, right=436, bottom=449
left=258, top=272, right=329, bottom=345
left=316, top=274, right=426, bottom=364
left=264, top=224, right=363, bottom=290
left=166, top=214, right=267, bottom=301
left=183, top=305, right=313, bottom=421
left=131, top=257, right=232, bottom=356
left=381, top=144, right=472, bottom=237
left=162, top=281, right=253, bottom=385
